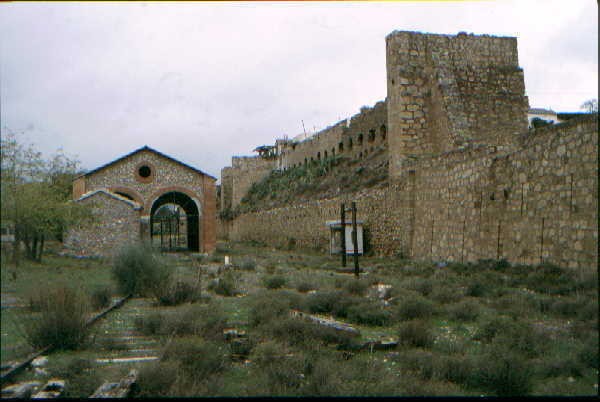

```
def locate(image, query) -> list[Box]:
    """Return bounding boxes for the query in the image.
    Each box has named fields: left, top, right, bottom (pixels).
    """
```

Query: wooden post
left=352, top=202, right=359, bottom=277
left=340, top=203, right=346, bottom=267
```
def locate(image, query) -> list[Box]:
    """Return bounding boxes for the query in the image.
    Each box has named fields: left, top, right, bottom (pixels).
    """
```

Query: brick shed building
left=65, top=146, right=217, bottom=257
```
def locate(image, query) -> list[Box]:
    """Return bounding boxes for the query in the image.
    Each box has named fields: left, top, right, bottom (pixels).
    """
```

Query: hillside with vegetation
left=229, top=148, right=388, bottom=217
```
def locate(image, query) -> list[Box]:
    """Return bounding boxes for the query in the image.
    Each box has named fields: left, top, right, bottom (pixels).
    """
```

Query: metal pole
left=160, top=220, right=164, bottom=249
left=340, top=203, right=346, bottom=267
left=352, top=201, right=359, bottom=277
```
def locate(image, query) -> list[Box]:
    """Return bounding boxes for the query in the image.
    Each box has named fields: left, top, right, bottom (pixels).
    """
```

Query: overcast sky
left=1, top=1, right=597, bottom=181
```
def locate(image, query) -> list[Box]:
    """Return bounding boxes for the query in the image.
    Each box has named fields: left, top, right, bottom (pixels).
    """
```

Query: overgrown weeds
left=21, top=285, right=90, bottom=349
left=112, top=243, right=170, bottom=296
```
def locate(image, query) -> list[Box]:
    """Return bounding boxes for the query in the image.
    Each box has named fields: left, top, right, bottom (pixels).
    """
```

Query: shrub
left=248, top=291, right=295, bottom=328
left=578, top=334, right=599, bottom=369
left=270, top=318, right=356, bottom=347
left=52, top=358, right=100, bottom=398
left=237, top=257, right=257, bottom=271
left=400, top=349, right=434, bottom=380
left=296, top=281, right=318, bottom=293
left=112, top=243, right=171, bottom=296
left=134, top=313, right=164, bottom=336
left=447, top=299, right=481, bottom=322
left=466, top=280, right=490, bottom=297
left=474, top=316, right=514, bottom=343
left=304, top=291, right=360, bottom=319
left=208, top=271, right=238, bottom=296
left=475, top=316, right=542, bottom=358
left=397, top=320, right=435, bottom=348
left=491, top=322, right=543, bottom=358
left=469, top=347, right=533, bottom=396
left=250, top=341, right=306, bottom=394
left=163, top=303, right=228, bottom=340
left=21, top=286, right=90, bottom=350
left=157, top=280, right=201, bottom=306
left=162, top=337, right=230, bottom=377
left=346, top=302, right=391, bottom=326
left=434, top=354, right=473, bottom=385
left=394, top=296, right=436, bottom=321
left=430, top=286, right=463, bottom=304
left=90, top=286, right=112, bottom=311
left=344, top=279, right=369, bottom=296
left=263, top=275, right=287, bottom=289
left=406, top=278, right=433, bottom=296
left=524, top=262, right=579, bottom=295
left=136, top=361, right=179, bottom=397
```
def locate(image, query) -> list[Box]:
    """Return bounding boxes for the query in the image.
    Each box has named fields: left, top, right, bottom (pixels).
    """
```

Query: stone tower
left=385, top=31, right=530, bottom=178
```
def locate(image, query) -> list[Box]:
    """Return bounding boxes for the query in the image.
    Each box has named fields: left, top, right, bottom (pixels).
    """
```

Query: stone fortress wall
left=276, top=101, right=388, bottom=171
left=219, top=30, right=598, bottom=269
left=220, top=156, right=276, bottom=211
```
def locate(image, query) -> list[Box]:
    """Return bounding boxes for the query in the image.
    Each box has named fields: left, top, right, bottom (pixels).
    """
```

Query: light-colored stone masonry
left=228, top=115, right=597, bottom=269
left=64, top=191, right=141, bottom=258
left=386, top=31, right=529, bottom=177
left=67, top=147, right=217, bottom=255
left=222, top=30, right=597, bottom=269
left=275, top=100, right=388, bottom=171
left=225, top=156, right=276, bottom=210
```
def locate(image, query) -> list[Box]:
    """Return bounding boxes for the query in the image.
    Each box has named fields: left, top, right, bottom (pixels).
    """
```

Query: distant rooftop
left=529, top=108, right=556, bottom=115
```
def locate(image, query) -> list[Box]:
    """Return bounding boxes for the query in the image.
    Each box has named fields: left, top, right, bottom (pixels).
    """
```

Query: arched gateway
left=65, top=146, right=216, bottom=257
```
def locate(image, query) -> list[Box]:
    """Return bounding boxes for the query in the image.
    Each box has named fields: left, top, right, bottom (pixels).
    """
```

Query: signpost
left=339, top=202, right=359, bottom=277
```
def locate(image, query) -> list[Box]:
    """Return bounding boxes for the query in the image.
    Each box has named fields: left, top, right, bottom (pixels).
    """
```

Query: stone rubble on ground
left=31, top=379, right=65, bottom=399
left=90, top=369, right=138, bottom=398
left=1, top=381, right=42, bottom=399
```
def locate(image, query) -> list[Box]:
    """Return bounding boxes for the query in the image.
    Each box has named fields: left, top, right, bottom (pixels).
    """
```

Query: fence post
left=352, top=202, right=359, bottom=277
left=340, top=203, right=346, bottom=267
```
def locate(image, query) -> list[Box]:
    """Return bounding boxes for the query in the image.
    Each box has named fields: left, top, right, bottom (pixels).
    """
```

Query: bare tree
left=580, top=98, right=598, bottom=114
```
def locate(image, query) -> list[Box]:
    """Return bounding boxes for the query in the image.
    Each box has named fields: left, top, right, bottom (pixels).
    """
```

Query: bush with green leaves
left=446, top=299, right=481, bottom=322
left=394, top=296, right=436, bottom=321
left=468, top=346, right=533, bottom=396
left=208, top=270, right=238, bottom=296
left=90, top=286, right=113, bottom=311
left=236, top=258, right=256, bottom=271
left=248, top=290, right=304, bottom=328
left=343, top=279, right=369, bottom=296
left=296, top=280, right=318, bottom=293
left=263, top=275, right=287, bottom=289
left=134, top=312, right=164, bottom=336
left=21, top=285, right=90, bottom=350
left=165, top=303, right=228, bottom=340
left=156, top=280, right=202, bottom=306
left=136, top=361, right=180, bottom=397
left=270, top=318, right=357, bottom=348
left=304, top=291, right=361, bottom=318
left=51, top=358, right=101, bottom=398
left=397, top=320, right=435, bottom=349
left=162, top=337, right=230, bottom=377
left=112, top=243, right=171, bottom=296
left=346, top=301, right=391, bottom=326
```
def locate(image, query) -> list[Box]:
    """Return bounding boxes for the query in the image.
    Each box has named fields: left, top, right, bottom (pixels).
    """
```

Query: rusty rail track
left=0, top=294, right=132, bottom=387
